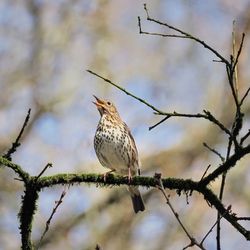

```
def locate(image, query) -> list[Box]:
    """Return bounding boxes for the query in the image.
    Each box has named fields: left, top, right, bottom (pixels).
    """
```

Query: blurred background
left=1, top=0, right=250, bottom=249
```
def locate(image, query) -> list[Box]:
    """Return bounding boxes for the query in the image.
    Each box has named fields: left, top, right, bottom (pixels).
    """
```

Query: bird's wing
left=123, top=122, right=141, bottom=175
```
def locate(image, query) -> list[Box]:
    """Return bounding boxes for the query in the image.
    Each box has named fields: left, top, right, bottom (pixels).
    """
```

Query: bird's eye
left=107, top=101, right=111, bottom=105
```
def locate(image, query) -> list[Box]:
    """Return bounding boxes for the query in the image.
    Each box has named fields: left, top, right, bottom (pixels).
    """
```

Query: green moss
left=18, top=179, right=39, bottom=250
left=0, top=157, right=30, bottom=182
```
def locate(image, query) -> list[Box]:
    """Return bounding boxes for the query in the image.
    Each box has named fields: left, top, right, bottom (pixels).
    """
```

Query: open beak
left=93, top=95, right=105, bottom=108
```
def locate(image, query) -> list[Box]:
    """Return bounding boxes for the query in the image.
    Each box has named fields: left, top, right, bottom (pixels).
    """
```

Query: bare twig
left=142, top=4, right=229, bottom=66
left=200, top=205, right=231, bottom=246
left=216, top=138, right=232, bottom=250
left=217, top=25, right=244, bottom=245
left=203, top=143, right=225, bottom=162
left=226, top=64, right=239, bottom=108
left=3, top=109, right=31, bottom=160
left=232, top=32, right=245, bottom=73
left=200, top=143, right=250, bottom=186
left=138, top=16, right=189, bottom=38
left=87, top=69, right=164, bottom=114
left=35, top=163, right=53, bottom=180
left=154, top=173, right=205, bottom=250
left=240, top=130, right=250, bottom=145
left=87, top=69, right=240, bottom=148
left=232, top=21, right=238, bottom=98
left=240, top=87, right=250, bottom=106
left=37, top=189, right=67, bottom=249
left=200, top=165, right=211, bottom=181
left=213, top=31, right=243, bottom=232
left=202, top=110, right=233, bottom=140
left=155, top=110, right=234, bottom=140
left=212, top=59, right=225, bottom=63
left=201, top=215, right=222, bottom=246
left=149, top=115, right=170, bottom=130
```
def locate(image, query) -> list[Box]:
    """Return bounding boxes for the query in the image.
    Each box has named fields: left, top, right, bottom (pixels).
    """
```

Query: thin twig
left=37, top=189, right=67, bottom=249
left=149, top=115, right=170, bottom=130
left=154, top=111, right=205, bottom=117
left=155, top=110, right=233, bottom=139
left=203, top=110, right=233, bottom=139
left=232, top=33, right=245, bottom=73
left=200, top=143, right=250, bottom=186
left=216, top=137, right=232, bottom=250
left=218, top=32, right=244, bottom=243
left=200, top=165, right=211, bottom=181
left=88, top=69, right=241, bottom=150
left=154, top=173, right=205, bottom=250
left=236, top=217, right=250, bottom=221
left=35, top=163, right=53, bottom=180
left=3, top=109, right=31, bottom=160
left=240, top=129, right=250, bottom=145
left=87, top=70, right=235, bottom=139
left=200, top=205, right=231, bottom=246
left=142, top=4, right=229, bottom=66
left=231, top=111, right=244, bottom=140
left=240, top=87, right=250, bottom=106
left=203, top=143, right=225, bottom=162
left=201, top=215, right=222, bottom=246
left=138, top=16, right=189, bottom=38
left=87, top=69, right=164, bottom=114
left=212, top=59, right=225, bottom=63
left=226, top=63, right=240, bottom=109
left=232, top=21, right=238, bottom=98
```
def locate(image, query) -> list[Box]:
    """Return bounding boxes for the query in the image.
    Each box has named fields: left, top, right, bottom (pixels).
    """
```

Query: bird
left=93, top=95, right=145, bottom=213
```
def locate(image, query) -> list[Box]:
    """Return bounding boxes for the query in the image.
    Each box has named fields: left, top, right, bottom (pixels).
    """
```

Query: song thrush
left=93, top=95, right=145, bottom=213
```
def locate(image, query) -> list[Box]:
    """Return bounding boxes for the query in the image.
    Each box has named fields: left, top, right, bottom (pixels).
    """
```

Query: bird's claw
left=127, top=167, right=132, bottom=184
left=102, top=170, right=115, bottom=182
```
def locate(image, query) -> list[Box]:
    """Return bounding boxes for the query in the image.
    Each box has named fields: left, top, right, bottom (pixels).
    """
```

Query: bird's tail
left=128, top=186, right=145, bottom=213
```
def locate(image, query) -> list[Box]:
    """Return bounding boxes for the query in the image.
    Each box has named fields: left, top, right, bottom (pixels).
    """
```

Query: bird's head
left=93, top=95, right=120, bottom=118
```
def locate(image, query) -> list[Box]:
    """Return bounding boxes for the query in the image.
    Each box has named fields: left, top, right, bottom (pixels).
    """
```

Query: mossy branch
left=19, top=181, right=39, bottom=250
left=1, top=146, right=250, bottom=249
left=0, top=141, right=250, bottom=250
left=34, top=170, right=250, bottom=240
left=0, top=156, right=30, bottom=183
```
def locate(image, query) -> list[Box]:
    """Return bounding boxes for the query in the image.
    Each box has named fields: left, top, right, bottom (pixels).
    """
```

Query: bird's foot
left=127, top=167, right=132, bottom=184
left=102, top=170, right=115, bottom=182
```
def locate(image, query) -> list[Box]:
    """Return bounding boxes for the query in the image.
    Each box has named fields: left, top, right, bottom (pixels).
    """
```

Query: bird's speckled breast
left=94, top=115, right=137, bottom=175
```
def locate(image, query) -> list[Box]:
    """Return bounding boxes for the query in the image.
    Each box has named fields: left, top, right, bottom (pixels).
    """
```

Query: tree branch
left=155, top=173, right=205, bottom=250
left=142, top=4, right=230, bottom=66
left=28, top=170, right=250, bottom=241
left=3, top=109, right=31, bottom=160
left=0, top=156, right=30, bottom=183
left=232, top=33, right=245, bottom=72
left=200, top=144, right=250, bottom=186
left=86, top=69, right=164, bottom=114
left=37, top=189, right=66, bottom=249
left=87, top=70, right=237, bottom=143
left=19, top=180, right=39, bottom=250
left=2, top=149, right=250, bottom=248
